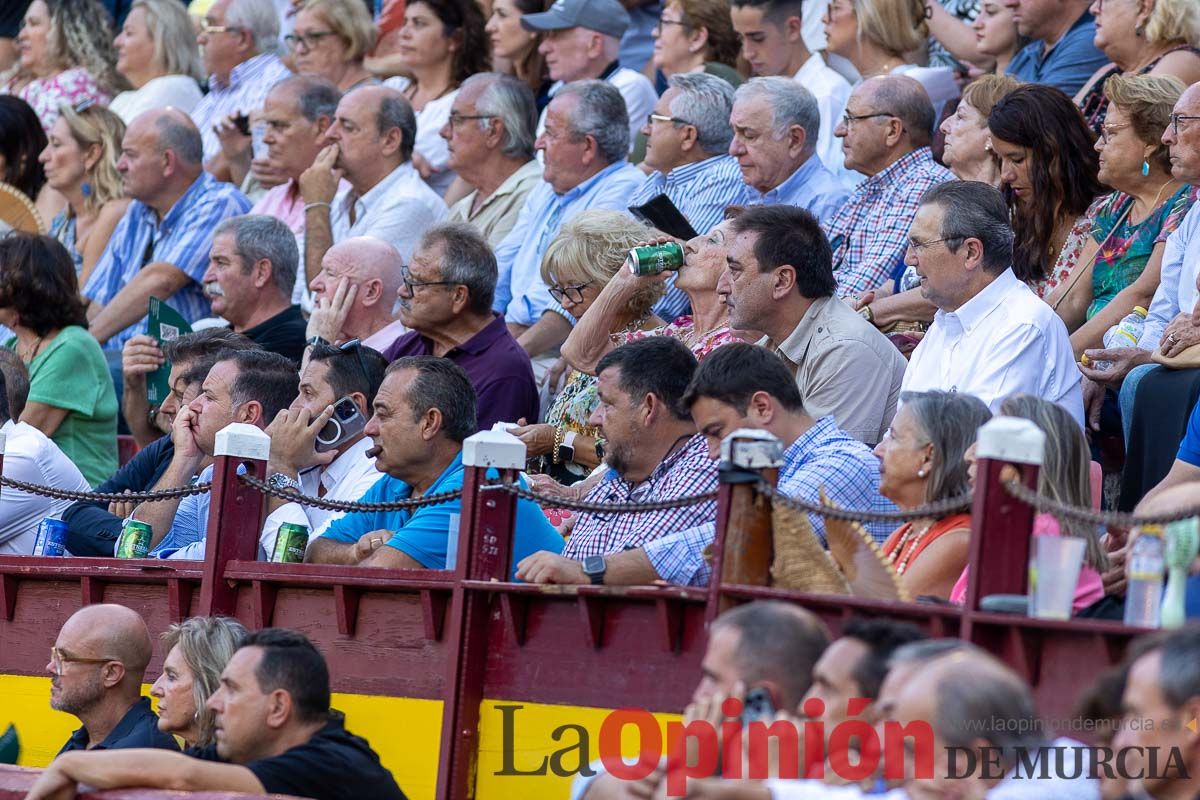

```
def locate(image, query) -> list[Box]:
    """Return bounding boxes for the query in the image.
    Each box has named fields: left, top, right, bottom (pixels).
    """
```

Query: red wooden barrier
left=0, top=764, right=303, bottom=799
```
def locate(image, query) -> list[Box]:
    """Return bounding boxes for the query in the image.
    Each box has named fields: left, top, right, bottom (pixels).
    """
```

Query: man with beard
left=50, top=604, right=179, bottom=753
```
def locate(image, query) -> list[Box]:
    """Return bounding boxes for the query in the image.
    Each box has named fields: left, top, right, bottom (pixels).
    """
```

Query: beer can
left=272, top=522, right=310, bottom=563
left=116, top=519, right=154, bottom=559
left=32, top=517, right=68, bottom=557
left=628, top=242, right=685, bottom=276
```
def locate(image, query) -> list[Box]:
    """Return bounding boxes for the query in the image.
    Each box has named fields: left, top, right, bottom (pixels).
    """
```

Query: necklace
left=19, top=335, right=44, bottom=362
left=887, top=520, right=935, bottom=576
left=610, top=312, right=651, bottom=341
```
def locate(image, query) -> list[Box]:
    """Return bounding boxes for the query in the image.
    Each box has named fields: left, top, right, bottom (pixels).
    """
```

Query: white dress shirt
left=330, top=161, right=448, bottom=261
left=382, top=77, right=458, bottom=196
left=0, top=420, right=90, bottom=554
left=793, top=53, right=854, bottom=183
left=260, top=436, right=383, bottom=558
left=902, top=268, right=1085, bottom=426
left=1140, top=201, right=1200, bottom=351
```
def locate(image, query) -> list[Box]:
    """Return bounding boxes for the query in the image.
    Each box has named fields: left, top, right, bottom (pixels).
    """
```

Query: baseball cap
left=520, top=0, right=631, bottom=39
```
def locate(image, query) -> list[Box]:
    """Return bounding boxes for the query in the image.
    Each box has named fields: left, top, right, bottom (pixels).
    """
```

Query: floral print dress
left=4, top=68, right=111, bottom=133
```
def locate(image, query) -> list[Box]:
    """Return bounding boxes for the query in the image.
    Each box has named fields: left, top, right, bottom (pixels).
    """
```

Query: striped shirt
left=191, top=53, right=292, bottom=163
left=560, top=433, right=717, bottom=560
left=823, top=147, right=954, bottom=299
left=643, top=416, right=896, bottom=586
left=84, top=172, right=252, bottom=353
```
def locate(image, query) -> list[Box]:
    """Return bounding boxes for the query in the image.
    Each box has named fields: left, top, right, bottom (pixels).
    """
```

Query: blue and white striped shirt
left=191, top=52, right=292, bottom=162
left=642, top=416, right=896, bottom=586
left=747, top=152, right=850, bottom=224
left=84, top=172, right=252, bottom=353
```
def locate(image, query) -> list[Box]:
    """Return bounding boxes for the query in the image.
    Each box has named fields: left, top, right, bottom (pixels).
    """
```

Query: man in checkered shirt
left=516, top=337, right=717, bottom=585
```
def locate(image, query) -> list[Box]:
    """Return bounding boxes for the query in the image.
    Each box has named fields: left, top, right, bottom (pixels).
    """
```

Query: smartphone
left=314, top=396, right=366, bottom=452
left=231, top=113, right=251, bottom=136
left=742, top=686, right=776, bottom=724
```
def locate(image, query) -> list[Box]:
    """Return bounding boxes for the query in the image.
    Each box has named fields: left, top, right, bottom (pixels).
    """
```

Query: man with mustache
left=201, top=215, right=308, bottom=364
left=305, top=356, right=562, bottom=576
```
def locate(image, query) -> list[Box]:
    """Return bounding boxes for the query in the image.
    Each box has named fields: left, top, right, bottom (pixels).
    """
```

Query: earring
left=1142, top=161, right=1150, bottom=177
left=81, top=181, right=92, bottom=198
left=917, top=468, right=927, bottom=478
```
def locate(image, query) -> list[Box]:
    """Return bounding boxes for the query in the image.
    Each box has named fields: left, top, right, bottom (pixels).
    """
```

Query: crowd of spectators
left=0, top=0, right=1199, bottom=794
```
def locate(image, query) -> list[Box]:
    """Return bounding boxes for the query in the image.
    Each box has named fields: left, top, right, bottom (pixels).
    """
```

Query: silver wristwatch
left=266, top=473, right=302, bottom=492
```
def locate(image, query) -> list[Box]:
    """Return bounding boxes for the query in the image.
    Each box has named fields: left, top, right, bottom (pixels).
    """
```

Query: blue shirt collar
left=133, top=171, right=214, bottom=228
left=395, top=451, right=464, bottom=499
left=762, top=153, right=823, bottom=202
left=666, top=154, right=731, bottom=185
left=781, top=416, right=840, bottom=475
left=557, top=160, right=629, bottom=202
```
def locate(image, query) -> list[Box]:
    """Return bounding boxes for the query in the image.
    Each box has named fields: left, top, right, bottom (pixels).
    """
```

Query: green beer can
left=629, top=242, right=685, bottom=276
left=272, top=522, right=310, bottom=563
left=116, top=519, right=153, bottom=559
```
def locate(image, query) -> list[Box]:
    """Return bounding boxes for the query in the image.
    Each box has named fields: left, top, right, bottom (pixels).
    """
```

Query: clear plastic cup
left=1029, top=536, right=1086, bottom=620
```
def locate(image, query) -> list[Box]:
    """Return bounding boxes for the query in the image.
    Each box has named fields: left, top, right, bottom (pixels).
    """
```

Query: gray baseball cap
left=520, top=0, right=631, bottom=39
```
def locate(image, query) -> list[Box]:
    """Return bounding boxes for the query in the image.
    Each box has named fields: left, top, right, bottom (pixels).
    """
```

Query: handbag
left=1152, top=342, right=1200, bottom=369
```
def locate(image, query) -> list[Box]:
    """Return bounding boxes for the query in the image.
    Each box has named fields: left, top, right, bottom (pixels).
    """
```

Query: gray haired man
left=442, top=72, right=544, bottom=246
left=730, top=76, right=848, bottom=222
left=201, top=215, right=308, bottom=363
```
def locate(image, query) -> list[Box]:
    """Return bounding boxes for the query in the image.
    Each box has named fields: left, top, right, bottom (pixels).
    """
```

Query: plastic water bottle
left=1124, top=525, right=1165, bottom=628
left=1089, top=307, right=1149, bottom=370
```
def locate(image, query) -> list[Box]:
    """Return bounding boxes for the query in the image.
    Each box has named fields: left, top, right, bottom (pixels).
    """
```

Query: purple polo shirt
left=382, top=314, right=539, bottom=431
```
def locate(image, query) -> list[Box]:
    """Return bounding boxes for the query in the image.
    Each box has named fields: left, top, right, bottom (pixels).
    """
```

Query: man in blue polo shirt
left=1005, top=0, right=1108, bottom=96
left=306, top=356, right=562, bottom=578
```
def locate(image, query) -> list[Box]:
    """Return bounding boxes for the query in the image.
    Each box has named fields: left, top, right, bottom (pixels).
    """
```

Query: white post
left=463, top=429, right=526, bottom=470
left=721, top=428, right=784, bottom=470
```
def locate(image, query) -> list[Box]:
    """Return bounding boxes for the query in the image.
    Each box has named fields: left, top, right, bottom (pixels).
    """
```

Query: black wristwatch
left=581, top=555, right=606, bottom=585
left=593, top=439, right=605, bottom=462
left=556, top=431, right=577, bottom=466
left=306, top=335, right=330, bottom=347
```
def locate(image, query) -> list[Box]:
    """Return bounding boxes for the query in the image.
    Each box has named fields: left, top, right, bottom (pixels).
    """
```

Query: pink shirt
left=250, top=180, right=306, bottom=238
left=9, top=68, right=111, bottom=133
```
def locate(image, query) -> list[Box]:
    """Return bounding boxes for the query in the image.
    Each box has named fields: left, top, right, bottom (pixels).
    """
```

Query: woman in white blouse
left=382, top=0, right=491, bottom=198
left=110, top=0, right=203, bottom=123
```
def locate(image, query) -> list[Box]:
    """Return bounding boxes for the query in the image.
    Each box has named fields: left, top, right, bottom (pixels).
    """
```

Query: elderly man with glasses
left=822, top=75, right=955, bottom=300
left=381, top=223, right=538, bottom=432
left=50, top=604, right=179, bottom=754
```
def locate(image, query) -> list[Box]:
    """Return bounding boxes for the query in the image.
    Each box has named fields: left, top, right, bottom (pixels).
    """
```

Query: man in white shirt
left=258, top=342, right=387, bottom=559
left=901, top=181, right=1084, bottom=425
left=299, top=85, right=447, bottom=278
left=521, top=0, right=658, bottom=155
left=0, top=353, right=91, bottom=555
left=729, top=0, right=853, bottom=181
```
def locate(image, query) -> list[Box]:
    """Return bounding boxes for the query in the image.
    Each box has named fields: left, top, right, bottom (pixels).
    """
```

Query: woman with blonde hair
left=286, top=0, right=376, bottom=93
left=38, top=102, right=128, bottom=283
left=110, top=0, right=203, bottom=122
left=151, top=616, right=247, bottom=748
left=1077, top=0, right=1200, bottom=130
left=2, top=0, right=123, bottom=132
left=509, top=211, right=665, bottom=485
left=822, top=0, right=959, bottom=118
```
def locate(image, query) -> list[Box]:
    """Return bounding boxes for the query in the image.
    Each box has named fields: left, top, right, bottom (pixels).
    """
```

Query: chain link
left=757, top=480, right=973, bottom=523
left=238, top=474, right=462, bottom=511
left=490, top=481, right=718, bottom=513
left=0, top=474, right=211, bottom=503
left=1003, top=480, right=1200, bottom=528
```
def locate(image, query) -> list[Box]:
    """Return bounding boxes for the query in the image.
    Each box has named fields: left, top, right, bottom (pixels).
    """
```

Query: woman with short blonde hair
left=286, top=0, right=376, bottom=92
left=110, top=0, right=204, bottom=122
left=1078, top=0, right=1200, bottom=129
left=939, top=73, right=1021, bottom=185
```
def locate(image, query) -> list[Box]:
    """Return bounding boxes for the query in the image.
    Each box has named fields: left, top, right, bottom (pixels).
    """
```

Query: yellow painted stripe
left=1, top=675, right=674, bottom=800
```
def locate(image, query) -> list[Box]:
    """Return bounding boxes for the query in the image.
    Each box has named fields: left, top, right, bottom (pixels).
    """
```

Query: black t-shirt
left=243, top=305, right=308, bottom=365
left=188, top=713, right=407, bottom=800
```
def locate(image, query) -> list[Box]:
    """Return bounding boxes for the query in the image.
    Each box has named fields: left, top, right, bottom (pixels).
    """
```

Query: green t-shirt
left=8, top=325, right=118, bottom=487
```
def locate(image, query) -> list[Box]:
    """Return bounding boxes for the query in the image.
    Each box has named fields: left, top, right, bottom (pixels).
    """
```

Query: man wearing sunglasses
left=50, top=604, right=179, bottom=754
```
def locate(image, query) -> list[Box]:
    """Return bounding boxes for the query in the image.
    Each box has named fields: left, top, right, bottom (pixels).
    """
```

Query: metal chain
left=1003, top=480, right=1200, bottom=528
left=490, top=481, right=718, bottom=513
left=0, top=474, right=211, bottom=503
left=238, top=473, right=462, bottom=511
left=757, top=480, right=974, bottom=523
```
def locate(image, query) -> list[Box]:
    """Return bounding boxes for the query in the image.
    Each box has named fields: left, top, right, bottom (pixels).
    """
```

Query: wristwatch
left=556, top=431, right=578, bottom=465
left=594, top=439, right=606, bottom=462
left=266, top=473, right=302, bottom=493
left=306, top=335, right=330, bottom=348
left=581, top=555, right=606, bottom=585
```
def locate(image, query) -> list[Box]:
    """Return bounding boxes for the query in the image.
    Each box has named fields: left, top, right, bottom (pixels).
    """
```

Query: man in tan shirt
left=719, top=205, right=906, bottom=446
left=442, top=72, right=543, bottom=246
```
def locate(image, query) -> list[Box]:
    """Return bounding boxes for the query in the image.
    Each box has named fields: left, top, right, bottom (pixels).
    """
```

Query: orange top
left=881, top=513, right=972, bottom=572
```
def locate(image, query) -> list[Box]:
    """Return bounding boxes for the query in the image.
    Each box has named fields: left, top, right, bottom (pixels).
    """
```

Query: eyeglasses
left=1169, top=114, right=1200, bottom=136
left=50, top=647, right=117, bottom=672
left=646, top=112, right=690, bottom=127
left=652, top=17, right=689, bottom=34
left=400, top=266, right=458, bottom=295
left=446, top=112, right=495, bottom=128
left=338, top=338, right=371, bottom=388
left=840, top=111, right=898, bottom=129
left=548, top=282, right=592, bottom=304
left=283, top=30, right=336, bottom=51
left=906, top=235, right=963, bottom=253
left=1099, top=121, right=1131, bottom=144
left=199, top=21, right=243, bottom=35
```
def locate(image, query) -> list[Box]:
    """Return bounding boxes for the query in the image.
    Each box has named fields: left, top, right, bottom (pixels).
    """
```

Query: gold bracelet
left=551, top=425, right=566, bottom=465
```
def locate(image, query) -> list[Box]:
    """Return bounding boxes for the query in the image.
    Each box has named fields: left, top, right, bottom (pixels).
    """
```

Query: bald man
left=83, top=108, right=252, bottom=399
left=305, top=237, right=408, bottom=353
left=50, top=604, right=178, bottom=754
